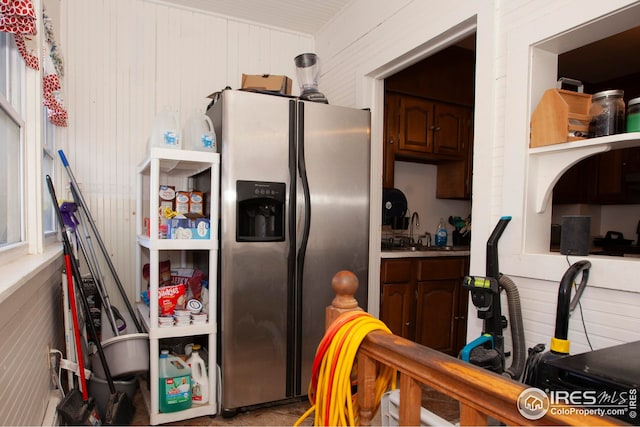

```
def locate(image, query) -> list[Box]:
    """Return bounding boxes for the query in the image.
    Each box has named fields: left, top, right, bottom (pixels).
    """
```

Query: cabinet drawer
left=416, top=257, right=464, bottom=281
left=381, top=259, right=413, bottom=283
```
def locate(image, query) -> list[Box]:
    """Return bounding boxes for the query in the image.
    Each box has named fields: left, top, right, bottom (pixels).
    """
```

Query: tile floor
left=130, top=384, right=460, bottom=426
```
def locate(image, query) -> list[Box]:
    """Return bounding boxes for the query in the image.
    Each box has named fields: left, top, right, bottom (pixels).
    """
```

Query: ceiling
left=157, top=0, right=353, bottom=34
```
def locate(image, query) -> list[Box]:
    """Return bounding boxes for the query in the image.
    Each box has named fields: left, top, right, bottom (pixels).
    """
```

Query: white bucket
left=90, top=333, right=149, bottom=379
left=183, top=113, right=216, bottom=152
left=151, top=110, right=181, bottom=149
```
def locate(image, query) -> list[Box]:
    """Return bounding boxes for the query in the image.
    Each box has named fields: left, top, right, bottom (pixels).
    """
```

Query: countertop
left=381, top=247, right=470, bottom=258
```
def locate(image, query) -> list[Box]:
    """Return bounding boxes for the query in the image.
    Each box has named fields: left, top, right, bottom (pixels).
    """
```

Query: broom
left=47, top=175, right=135, bottom=425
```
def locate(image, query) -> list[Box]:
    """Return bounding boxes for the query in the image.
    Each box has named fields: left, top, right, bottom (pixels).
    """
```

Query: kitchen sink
left=426, top=245, right=456, bottom=251
left=383, top=244, right=469, bottom=252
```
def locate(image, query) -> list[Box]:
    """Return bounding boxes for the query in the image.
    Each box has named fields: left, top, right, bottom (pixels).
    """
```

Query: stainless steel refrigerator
left=207, top=89, right=370, bottom=413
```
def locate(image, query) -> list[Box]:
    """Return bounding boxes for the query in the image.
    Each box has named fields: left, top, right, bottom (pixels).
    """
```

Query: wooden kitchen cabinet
left=380, top=259, right=414, bottom=339
left=415, top=258, right=468, bottom=354
left=553, top=147, right=640, bottom=205
left=397, top=95, right=469, bottom=159
left=380, top=256, right=469, bottom=356
left=552, top=157, right=594, bottom=204
left=436, top=124, right=474, bottom=199
left=383, top=92, right=473, bottom=198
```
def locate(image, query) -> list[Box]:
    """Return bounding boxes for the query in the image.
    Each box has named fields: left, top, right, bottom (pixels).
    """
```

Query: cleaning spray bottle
left=435, top=217, right=448, bottom=246
left=186, top=345, right=209, bottom=404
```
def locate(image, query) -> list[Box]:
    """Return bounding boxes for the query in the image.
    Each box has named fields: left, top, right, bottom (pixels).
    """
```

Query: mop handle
left=71, top=185, right=120, bottom=336
left=58, top=150, right=144, bottom=333
left=73, top=225, right=120, bottom=336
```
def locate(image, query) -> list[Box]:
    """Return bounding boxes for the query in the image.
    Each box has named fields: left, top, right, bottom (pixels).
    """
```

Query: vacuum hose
left=295, top=311, right=396, bottom=427
left=551, top=260, right=591, bottom=355
left=499, top=275, right=526, bottom=381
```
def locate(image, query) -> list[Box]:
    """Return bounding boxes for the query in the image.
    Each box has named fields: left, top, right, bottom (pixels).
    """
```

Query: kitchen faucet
left=409, top=211, right=420, bottom=243
left=419, top=232, right=432, bottom=248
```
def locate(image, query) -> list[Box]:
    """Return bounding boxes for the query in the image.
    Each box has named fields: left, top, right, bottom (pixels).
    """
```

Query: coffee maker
left=294, top=53, right=328, bottom=103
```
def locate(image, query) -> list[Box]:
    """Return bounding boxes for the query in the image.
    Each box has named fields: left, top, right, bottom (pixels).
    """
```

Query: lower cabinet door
left=414, top=279, right=459, bottom=355
left=381, top=283, right=415, bottom=340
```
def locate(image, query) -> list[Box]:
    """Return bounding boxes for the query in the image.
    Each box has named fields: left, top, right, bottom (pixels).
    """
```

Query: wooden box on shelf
left=530, top=88, right=592, bottom=148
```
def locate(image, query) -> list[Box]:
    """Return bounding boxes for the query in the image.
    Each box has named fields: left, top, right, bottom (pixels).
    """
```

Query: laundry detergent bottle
left=186, top=346, right=209, bottom=404
left=159, top=350, right=192, bottom=412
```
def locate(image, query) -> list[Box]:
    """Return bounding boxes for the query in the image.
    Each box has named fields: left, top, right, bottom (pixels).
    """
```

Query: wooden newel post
left=325, top=270, right=363, bottom=330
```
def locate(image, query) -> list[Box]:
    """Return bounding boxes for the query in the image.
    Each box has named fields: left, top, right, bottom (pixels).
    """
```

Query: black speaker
left=560, top=215, right=591, bottom=255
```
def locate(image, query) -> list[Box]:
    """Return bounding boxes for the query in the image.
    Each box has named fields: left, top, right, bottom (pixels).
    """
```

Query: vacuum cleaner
left=523, top=260, right=640, bottom=424
left=522, top=259, right=590, bottom=387
left=460, top=216, right=527, bottom=381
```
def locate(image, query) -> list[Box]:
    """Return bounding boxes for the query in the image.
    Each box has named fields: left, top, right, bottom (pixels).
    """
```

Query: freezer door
left=296, top=101, right=371, bottom=394
left=215, top=90, right=293, bottom=409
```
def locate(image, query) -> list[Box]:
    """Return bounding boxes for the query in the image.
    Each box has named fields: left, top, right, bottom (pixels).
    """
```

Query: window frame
left=0, top=32, right=28, bottom=262
left=0, top=13, right=60, bottom=296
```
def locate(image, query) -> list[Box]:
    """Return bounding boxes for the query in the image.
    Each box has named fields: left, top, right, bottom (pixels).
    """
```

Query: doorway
left=382, top=34, right=476, bottom=244
left=377, top=34, right=476, bottom=352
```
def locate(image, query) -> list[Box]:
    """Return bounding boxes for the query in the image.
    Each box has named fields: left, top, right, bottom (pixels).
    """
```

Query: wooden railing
left=326, top=271, right=625, bottom=426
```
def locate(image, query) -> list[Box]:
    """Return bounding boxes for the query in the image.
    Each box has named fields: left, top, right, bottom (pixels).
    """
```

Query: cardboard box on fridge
left=167, top=217, right=210, bottom=240
left=241, top=74, right=292, bottom=95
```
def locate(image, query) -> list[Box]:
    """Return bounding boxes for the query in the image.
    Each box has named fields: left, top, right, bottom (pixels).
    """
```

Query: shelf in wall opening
left=137, top=235, right=216, bottom=250
left=529, top=132, right=640, bottom=213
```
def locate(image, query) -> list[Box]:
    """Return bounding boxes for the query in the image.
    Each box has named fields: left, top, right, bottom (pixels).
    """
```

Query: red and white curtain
left=0, top=0, right=67, bottom=126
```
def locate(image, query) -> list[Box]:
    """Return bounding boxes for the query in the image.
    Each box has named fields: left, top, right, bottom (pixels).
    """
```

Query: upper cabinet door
left=433, top=103, right=470, bottom=157
left=399, top=96, right=435, bottom=153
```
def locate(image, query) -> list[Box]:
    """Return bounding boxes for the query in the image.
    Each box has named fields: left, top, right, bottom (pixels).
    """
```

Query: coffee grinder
left=294, top=53, right=328, bottom=103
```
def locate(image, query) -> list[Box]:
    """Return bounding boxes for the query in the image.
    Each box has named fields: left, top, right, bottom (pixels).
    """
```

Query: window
left=0, top=32, right=25, bottom=250
left=42, top=106, right=55, bottom=235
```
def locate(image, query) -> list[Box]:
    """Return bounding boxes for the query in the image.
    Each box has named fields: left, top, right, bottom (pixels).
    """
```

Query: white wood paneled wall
left=56, top=0, right=313, bottom=309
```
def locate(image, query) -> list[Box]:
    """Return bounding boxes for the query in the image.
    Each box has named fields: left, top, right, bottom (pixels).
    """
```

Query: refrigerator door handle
left=295, top=102, right=311, bottom=396
left=288, top=99, right=298, bottom=283
left=287, top=99, right=297, bottom=397
left=297, top=102, right=311, bottom=284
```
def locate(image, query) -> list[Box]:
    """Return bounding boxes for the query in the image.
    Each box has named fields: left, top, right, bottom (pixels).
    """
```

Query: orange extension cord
left=294, top=311, right=396, bottom=426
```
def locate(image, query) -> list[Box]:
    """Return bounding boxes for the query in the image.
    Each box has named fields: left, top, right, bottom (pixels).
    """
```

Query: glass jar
left=627, top=97, right=640, bottom=132
left=589, top=89, right=625, bottom=137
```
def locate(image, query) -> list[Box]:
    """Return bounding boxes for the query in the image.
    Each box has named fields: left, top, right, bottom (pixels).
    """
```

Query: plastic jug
left=151, top=110, right=181, bottom=149
left=183, top=113, right=216, bottom=152
left=158, top=350, right=192, bottom=412
left=186, top=347, right=209, bottom=403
